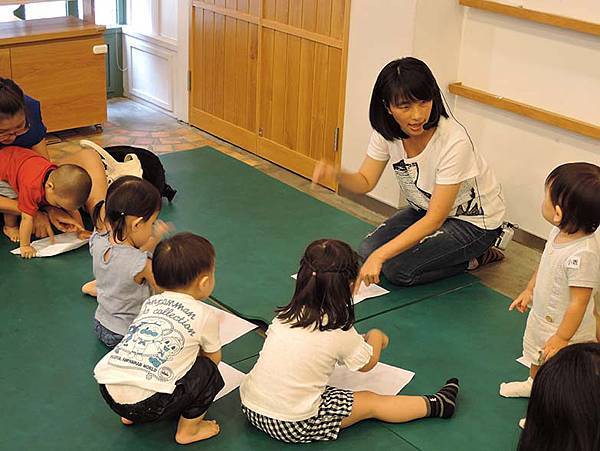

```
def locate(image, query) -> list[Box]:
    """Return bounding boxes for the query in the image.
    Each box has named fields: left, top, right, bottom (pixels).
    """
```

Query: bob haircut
left=369, top=57, right=448, bottom=141
left=276, top=239, right=360, bottom=332
left=518, top=343, right=600, bottom=451
left=545, top=162, right=600, bottom=234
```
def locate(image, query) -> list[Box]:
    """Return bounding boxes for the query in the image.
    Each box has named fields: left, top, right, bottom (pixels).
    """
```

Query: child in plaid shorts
left=240, top=239, right=460, bottom=443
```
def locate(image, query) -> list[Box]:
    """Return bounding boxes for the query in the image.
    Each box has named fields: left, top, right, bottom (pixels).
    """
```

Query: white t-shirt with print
left=94, top=291, right=221, bottom=396
left=240, top=317, right=373, bottom=422
left=367, top=117, right=505, bottom=230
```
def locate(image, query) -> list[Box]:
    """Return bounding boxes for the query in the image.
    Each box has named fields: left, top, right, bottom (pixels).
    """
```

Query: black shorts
left=99, top=355, right=224, bottom=422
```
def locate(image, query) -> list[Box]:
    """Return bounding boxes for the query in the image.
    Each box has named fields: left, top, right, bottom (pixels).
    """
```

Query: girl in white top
left=240, top=239, right=460, bottom=444
left=313, top=58, right=505, bottom=288
left=501, top=163, right=600, bottom=405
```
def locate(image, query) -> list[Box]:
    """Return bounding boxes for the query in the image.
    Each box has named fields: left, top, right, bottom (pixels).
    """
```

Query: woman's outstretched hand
left=355, top=253, right=384, bottom=291
left=311, top=160, right=338, bottom=188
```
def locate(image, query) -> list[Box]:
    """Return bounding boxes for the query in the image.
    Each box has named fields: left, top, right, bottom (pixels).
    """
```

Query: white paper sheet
left=215, top=362, right=246, bottom=401
left=328, top=362, right=415, bottom=395
left=11, top=232, right=88, bottom=257
left=516, top=355, right=531, bottom=368
left=291, top=274, right=389, bottom=305
left=205, top=303, right=257, bottom=345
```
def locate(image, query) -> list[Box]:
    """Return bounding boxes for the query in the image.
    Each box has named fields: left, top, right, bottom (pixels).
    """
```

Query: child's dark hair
left=276, top=239, right=360, bottom=332
left=0, top=78, right=25, bottom=119
left=92, top=176, right=161, bottom=242
left=518, top=343, right=600, bottom=451
left=369, top=57, right=448, bottom=141
left=545, top=162, right=600, bottom=234
left=153, top=232, right=215, bottom=290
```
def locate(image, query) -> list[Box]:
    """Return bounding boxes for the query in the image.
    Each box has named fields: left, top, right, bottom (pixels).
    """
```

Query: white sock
left=499, top=377, right=533, bottom=398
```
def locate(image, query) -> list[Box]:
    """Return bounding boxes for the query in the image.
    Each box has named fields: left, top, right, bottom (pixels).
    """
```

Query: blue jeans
left=94, top=319, right=124, bottom=348
left=358, top=207, right=500, bottom=287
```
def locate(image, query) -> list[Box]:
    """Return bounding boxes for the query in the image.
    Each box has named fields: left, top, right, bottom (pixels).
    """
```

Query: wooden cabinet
left=0, top=17, right=107, bottom=132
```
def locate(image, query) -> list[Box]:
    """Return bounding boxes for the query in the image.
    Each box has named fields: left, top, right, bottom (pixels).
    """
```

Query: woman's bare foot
left=3, top=225, right=19, bottom=242
left=175, top=418, right=220, bottom=445
left=82, top=280, right=97, bottom=297
left=121, top=417, right=134, bottom=425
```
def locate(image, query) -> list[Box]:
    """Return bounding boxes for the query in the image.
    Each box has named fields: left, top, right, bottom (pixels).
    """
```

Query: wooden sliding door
left=190, top=0, right=260, bottom=151
left=190, top=0, right=350, bottom=189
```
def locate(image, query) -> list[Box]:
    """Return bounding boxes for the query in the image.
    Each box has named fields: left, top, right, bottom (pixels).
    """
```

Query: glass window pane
left=0, top=5, right=23, bottom=23
left=95, top=0, right=117, bottom=26
left=25, top=1, right=67, bottom=20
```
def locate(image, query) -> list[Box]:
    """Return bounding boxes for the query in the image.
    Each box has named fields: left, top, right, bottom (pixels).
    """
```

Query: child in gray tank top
left=90, top=176, right=169, bottom=348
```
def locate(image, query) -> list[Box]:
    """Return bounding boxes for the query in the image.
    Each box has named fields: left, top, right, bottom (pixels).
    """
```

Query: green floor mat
left=160, top=148, right=476, bottom=324
left=0, top=241, right=263, bottom=450
left=355, top=283, right=529, bottom=451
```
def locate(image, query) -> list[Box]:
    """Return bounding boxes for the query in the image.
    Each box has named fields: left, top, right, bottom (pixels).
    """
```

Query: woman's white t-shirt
left=240, top=317, right=373, bottom=422
left=367, top=117, right=505, bottom=230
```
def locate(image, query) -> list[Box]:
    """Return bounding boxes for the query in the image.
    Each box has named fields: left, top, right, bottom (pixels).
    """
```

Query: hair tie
left=120, top=211, right=125, bottom=217
left=312, top=271, right=317, bottom=277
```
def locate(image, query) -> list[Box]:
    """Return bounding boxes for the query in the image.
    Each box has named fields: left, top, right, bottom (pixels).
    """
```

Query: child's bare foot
left=3, top=225, right=19, bottom=242
left=175, top=418, right=220, bottom=445
left=120, top=417, right=134, bottom=425
left=82, top=280, right=97, bottom=297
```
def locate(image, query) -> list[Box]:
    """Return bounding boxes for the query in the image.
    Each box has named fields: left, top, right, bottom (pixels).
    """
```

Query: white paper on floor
left=205, top=303, right=257, bottom=345
left=291, top=274, right=389, bottom=304
left=216, top=362, right=246, bottom=401
left=328, top=362, right=415, bottom=396
left=11, top=232, right=88, bottom=257
left=516, top=355, right=531, bottom=368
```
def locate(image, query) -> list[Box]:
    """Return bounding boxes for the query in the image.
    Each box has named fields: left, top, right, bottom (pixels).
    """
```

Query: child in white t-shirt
left=240, top=239, right=460, bottom=444
left=501, top=163, right=600, bottom=404
left=94, top=232, right=224, bottom=445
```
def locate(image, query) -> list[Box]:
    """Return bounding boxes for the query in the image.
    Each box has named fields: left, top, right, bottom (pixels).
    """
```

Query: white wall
left=341, top=0, right=417, bottom=208
left=342, top=0, right=600, bottom=239
left=455, top=5, right=600, bottom=237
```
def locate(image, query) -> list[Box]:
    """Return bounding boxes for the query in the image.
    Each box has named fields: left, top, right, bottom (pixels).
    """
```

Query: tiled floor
left=47, top=97, right=541, bottom=300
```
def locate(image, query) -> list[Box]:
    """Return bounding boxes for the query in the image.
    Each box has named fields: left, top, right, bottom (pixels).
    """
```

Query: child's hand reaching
left=20, top=244, right=36, bottom=259
left=509, top=288, right=533, bottom=313
left=365, top=328, right=389, bottom=350
left=153, top=220, right=173, bottom=240
left=542, top=334, right=568, bottom=360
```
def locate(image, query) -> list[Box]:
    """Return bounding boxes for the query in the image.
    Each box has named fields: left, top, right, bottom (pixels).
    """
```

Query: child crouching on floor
left=94, top=232, right=224, bottom=445
left=240, top=239, right=460, bottom=444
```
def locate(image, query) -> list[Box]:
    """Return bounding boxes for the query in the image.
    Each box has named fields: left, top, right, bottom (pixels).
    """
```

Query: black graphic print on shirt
left=392, top=159, right=484, bottom=218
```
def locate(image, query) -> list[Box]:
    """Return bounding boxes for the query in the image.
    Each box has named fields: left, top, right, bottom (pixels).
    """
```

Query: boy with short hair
left=0, top=146, right=91, bottom=257
left=94, top=232, right=225, bottom=445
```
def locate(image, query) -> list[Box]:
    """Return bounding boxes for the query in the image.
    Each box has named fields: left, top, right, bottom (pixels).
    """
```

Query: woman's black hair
left=276, top=239, right=360, bottom=331
left=545, top=162, right=600, bottom=234
left=92, top=176, right=161, bottom=243
left=369, top=57, right=448, bottom=141
left=0, top=78, right=26, bottom=119
left=518, top=343, right=600, bottom=451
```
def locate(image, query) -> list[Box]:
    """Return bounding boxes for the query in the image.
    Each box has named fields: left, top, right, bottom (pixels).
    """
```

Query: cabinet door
left=190, top=0, right=260, bottom=152
left=257, top=0, right=349, bottom=189
left=11, top=36, right=107, bottom=132
left=0, top=49, right=11, bottom=78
